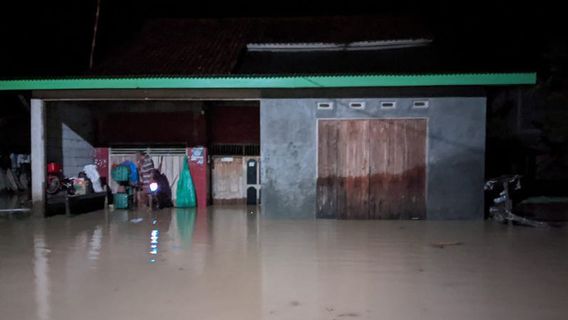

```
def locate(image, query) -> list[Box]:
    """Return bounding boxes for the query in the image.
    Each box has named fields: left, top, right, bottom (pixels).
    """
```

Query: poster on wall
left=190, top=147, right=204, bottom=165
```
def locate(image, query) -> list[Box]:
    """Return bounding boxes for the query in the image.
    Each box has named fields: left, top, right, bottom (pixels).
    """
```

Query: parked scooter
left=46, top=162, right=75, bottom=195
left=484, top=175, right=549, bottom=228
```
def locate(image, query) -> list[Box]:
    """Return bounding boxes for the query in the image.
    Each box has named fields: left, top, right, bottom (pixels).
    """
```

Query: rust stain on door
left=317, top=119, right=426, bottom=219
left=317, top=121, right=340, bottom=218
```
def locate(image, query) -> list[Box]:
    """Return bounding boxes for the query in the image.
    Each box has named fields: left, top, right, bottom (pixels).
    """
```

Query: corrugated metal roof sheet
left=246, top=39, right=433, bottom=52
left=0, top=73, right=537, bottom=91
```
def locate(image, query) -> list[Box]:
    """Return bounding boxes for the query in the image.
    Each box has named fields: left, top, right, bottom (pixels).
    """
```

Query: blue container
left=111, top=165, right=130, bottom=182
left=114, top=193, right=130, bottom=209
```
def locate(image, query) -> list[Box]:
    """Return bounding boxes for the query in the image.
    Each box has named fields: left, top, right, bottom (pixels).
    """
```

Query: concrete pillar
left=31, top=99, right=46, bottom=212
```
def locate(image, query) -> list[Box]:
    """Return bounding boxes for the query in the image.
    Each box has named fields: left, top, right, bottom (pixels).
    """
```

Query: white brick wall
left=46, top=103, right=95, bottom=177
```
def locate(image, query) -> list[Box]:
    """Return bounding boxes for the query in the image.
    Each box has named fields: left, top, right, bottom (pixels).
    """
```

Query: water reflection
left=87, top=225, right=103, bottom=262
left=176, top=208, right=196, bottom=248
left=144, top=210, right=172, bottom=264
left=33, top=232, right=50, bottom=320
left=193, top=207, right=210, bottom=244
left=247, top=206, right=259, bottom=245
left=148, top=229, right=159, bottom=263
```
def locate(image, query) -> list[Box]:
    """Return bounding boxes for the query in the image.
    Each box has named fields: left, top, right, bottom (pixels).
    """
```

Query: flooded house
left=0, top=17, right=535, bottom=219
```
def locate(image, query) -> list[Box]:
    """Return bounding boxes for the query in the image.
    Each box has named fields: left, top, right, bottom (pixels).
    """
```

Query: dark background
left=0, top=1, right=565, bottom=77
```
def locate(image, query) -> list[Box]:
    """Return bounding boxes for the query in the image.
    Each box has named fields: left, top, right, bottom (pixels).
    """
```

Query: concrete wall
left=260, top=102, right=317, bottom=218
left=47, top=102, right=96, bottom=177
left=260, top=97, right=486, bottom=220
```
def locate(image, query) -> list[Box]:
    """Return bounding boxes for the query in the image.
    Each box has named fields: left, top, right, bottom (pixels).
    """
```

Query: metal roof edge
left=0, top=73, right=537, bottom=91
left=246, top=39, right=433, bottom=52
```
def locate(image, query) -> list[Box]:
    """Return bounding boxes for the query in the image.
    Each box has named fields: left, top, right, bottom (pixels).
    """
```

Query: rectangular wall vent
left=317, top=102, right=334, bottom=110
left=412, top=100, right=429, bottom=109
left=349, top=102, right=366, bottom=109
left=380, top=101, right=397, bottom=109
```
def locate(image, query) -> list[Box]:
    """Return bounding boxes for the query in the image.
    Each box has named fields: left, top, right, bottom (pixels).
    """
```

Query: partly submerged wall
left=260, top=97, right=486, bottom=219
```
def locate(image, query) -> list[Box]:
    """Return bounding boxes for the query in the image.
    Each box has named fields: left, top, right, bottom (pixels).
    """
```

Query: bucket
left=114, top=193, right=130, bottom=209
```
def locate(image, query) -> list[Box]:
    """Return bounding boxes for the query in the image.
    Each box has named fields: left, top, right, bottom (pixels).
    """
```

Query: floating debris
left=337, top=312, right=360, bottom=317
left=430, top=241, right=464, bottom=249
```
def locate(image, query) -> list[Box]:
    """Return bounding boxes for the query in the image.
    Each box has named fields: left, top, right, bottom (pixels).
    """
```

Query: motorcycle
left=484, top=175, right=549, bottom=228
left=46, top=162, right=75, bottom=195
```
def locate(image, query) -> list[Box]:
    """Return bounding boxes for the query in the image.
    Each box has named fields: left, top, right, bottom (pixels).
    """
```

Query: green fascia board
left=0, top=73, right=536, bottom=91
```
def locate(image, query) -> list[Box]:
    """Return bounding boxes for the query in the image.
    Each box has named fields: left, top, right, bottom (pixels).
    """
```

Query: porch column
left=31, top=99, right=46, bottom=211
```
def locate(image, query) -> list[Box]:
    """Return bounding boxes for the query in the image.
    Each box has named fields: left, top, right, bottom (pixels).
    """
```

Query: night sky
left=0, top=1, right=565, bottom=77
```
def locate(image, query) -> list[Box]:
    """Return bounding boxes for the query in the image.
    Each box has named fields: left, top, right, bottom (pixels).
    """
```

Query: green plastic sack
left=176, top=155, right=197, bottom=208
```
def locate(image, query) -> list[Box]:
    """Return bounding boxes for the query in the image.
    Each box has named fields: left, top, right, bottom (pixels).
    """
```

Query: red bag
left=47, top=162, right=62, bottom=174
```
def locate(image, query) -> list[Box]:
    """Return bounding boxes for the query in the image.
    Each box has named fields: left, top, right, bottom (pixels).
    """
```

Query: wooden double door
left=317, top=119, right=427, bottom=219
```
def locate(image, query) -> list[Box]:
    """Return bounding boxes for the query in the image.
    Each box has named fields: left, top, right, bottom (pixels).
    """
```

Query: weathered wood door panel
left=338, top=120, right=370, bottom=219
left=212, top=156, right=245, bottom=204
left=316, top=121, right=339, bottom=218
left=368, top=119, right=426, bottom=219
left=317, top=119, right=426, bottom=219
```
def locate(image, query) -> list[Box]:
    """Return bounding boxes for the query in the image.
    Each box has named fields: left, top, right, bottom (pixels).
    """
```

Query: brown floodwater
left=1, top=206, right=567, bottom=320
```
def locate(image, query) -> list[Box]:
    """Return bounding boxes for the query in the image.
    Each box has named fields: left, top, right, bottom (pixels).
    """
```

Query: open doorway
left=207, top=102, right=260, bottom=205
left=44, top=100, right=260, bottom=212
